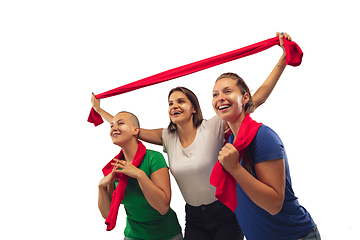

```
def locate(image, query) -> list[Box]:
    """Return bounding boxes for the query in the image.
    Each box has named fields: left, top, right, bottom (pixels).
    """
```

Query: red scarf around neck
left=102, top=141, right=147, bottom=231
left=210, top=114, right=262, bottom=212
left=88, top=36, right=303, bottom=126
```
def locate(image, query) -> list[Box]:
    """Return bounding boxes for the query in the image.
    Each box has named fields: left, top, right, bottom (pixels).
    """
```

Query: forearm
left=98, top=185, right=111, bottom=219
left=139, top=128, right=163, bottom=146
left=94, top=108, right=114, bottom=123
left=229, top=164, right=284, bottom=215
left=136, top=171, right=170, bottom=215
left=252, top=52, right=286, bottom=109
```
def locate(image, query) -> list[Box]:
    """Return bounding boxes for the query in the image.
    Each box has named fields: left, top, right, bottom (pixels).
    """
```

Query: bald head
left=114, top=111, right=140, bottom=137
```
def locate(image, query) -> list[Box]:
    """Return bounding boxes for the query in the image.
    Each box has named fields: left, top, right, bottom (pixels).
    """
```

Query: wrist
left=135, top=169, right=146, bottom=180
left=99, top=177, right=110, bottom=188
left=99, top=183, right=108, bottom=190
left=228, top=163, right=242, bottom=177
left=281, top=48, right=286, bottom=57
left=93, top=107, right=100, bottom=113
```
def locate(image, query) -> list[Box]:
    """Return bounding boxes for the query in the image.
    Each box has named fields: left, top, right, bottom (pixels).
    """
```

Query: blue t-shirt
left=228, top=125, right=315, bottom=240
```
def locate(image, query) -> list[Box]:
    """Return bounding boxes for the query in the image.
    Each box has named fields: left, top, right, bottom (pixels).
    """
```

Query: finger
left=224, top=143, right=235, bottom=150
left=113, top=169, right=123, bottom=174
left=283, top=32, right=291, bottom=41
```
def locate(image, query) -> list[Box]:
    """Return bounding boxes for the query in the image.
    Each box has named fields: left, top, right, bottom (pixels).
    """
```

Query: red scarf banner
left=102, top=141, right=147, bottom=231
left=210, top=114, right=262, bottom=212
left=88, top=36, right=303, bottom=126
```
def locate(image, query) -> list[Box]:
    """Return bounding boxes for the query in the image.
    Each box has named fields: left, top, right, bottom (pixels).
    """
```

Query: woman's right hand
left=91, top=93, right=100, bottom=112
left=99, top=166, right=118, bottom=188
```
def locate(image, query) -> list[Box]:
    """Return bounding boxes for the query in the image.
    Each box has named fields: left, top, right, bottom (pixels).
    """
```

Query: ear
left=133, top=127, right=140, bottom=136
left=242, top=92, right=250, bottom=106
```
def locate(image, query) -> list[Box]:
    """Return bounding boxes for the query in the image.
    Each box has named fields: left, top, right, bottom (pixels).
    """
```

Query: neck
left=176, top=119, right=197, bottom=148
left=228, top=112, right=247, bottom=139
left=119, top=138, right=139, bottom=163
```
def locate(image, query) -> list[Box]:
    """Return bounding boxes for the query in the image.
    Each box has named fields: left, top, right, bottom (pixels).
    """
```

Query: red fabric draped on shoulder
left=102, top=141, right=147, bottom=231
left=210, top=114, right=262, bottom=212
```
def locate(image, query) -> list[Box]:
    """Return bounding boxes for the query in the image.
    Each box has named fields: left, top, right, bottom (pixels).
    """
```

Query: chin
left=112, top=139, right=123, bottom=146
left=217, top=111, right=239, bottom=123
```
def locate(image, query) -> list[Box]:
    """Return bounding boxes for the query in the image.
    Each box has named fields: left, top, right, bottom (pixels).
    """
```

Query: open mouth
left=171, top=110, right=182, bottom=116
left=218, top=104, right=230, bottom=111
left=112, top=133, right=121, bottom=138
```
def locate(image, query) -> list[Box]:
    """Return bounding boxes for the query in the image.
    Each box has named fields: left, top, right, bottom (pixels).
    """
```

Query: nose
left=217, top=92, right=226, bottom=101
left=110, top=124, right=118, bottom=133
left=170, top=102, right=179, bottom=110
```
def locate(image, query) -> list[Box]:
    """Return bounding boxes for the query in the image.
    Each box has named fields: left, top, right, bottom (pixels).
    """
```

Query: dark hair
left=167, top=87, right=203, bottom=133
left=216, top=73, right=255, bottom=114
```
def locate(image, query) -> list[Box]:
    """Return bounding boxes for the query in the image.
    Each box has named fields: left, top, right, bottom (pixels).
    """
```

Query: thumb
left=278, top=32, right=285, bottom=49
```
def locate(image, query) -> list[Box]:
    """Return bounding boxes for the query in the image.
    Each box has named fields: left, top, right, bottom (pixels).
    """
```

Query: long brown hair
left=167, top=87, right=204, bottom=133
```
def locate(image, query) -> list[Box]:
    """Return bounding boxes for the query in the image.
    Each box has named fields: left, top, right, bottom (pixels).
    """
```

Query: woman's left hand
left=276, top=32, right=292, bottom=52
left=112, top=159, right=143, bottom=179
left=218, top=143, right=241, bottom=175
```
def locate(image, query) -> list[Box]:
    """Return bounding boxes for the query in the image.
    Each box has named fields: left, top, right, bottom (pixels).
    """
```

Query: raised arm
left=252, top=32, right=292, bottom=109
left=91, top=94, right=163, bottom=145
left=91, top=93, right=114, bottom=123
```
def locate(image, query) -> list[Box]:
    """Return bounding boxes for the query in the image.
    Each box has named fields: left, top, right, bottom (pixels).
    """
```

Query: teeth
left=218, top=105, right=229, bottom=110
left=172, top=111, right=181, bottom=116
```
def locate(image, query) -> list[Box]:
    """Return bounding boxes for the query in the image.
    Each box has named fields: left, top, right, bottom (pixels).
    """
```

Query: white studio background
left=1, top=1, right=359, bottom=239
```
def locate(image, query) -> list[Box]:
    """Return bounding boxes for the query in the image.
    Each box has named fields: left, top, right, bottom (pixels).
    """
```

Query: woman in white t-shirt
left=92, top=32, right=292, bottom=240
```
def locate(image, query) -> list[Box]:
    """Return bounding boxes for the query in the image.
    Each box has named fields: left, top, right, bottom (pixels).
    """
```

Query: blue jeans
left=184, top=200, right=244, bottom=240
left=296, top=225, right=321, bottom=240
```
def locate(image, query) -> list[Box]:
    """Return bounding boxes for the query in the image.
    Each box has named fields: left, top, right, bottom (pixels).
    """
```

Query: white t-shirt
left=162, top=116, right=224, bottom=206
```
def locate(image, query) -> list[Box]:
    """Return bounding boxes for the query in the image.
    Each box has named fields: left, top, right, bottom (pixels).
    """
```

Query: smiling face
left=168, top=91, right=196, bottom=126
left=110, top=112, right=139, bottom=146
left=212, top=77, right=249, bottom=123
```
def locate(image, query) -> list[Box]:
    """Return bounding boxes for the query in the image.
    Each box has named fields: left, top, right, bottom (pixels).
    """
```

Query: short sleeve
left=203, top=115, right=224, bottom=139
left=148, top=150, right=168, bottom=175
left=161, top=128, right=170, bottom=154
left=248, top=125, right=286, bottom=164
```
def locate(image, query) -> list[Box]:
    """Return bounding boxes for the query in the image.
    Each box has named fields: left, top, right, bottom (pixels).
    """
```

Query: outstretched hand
left=276, top=32, right=292, bottom=52
left=91, top=93, right=100, bottom=112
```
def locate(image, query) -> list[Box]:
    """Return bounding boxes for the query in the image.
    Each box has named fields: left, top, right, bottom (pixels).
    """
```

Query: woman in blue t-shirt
left=211, top=72, right=321, bottom=240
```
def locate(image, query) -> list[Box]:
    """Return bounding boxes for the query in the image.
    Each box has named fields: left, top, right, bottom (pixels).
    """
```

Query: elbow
left=268, top=199, right=284, bottom=216
left=101, top=212, right=108, bottom=220
left=268, top=204, right=283, bottom=216
left=159, top=205, right=170, bottom=215
left=98, top=207, right=109, bottom=219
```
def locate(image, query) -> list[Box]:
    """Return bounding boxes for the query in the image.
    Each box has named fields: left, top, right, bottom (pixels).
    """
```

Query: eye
left=212, top=92, right=219, bottom=98
left=225, top=89, right=232, bottom=94
left=169, top=102, right=173, bottom=106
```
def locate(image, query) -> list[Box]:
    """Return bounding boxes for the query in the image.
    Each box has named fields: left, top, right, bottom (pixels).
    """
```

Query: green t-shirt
left=114, top=149, right=181, bottom=240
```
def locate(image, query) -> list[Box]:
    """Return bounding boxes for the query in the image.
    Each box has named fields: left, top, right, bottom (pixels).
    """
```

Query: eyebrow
left=111, top=119, right=124, bottom=125
left=169, top=97, right=186, bottom=102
